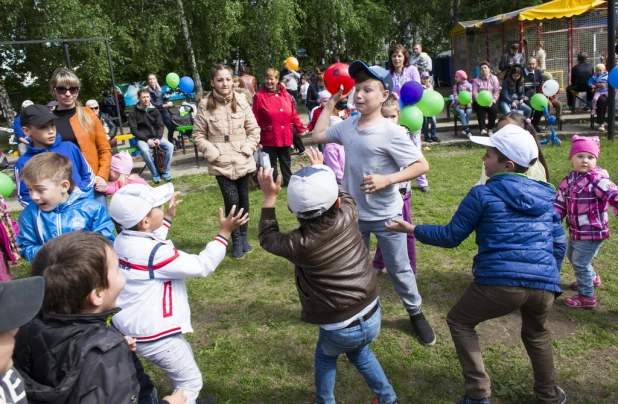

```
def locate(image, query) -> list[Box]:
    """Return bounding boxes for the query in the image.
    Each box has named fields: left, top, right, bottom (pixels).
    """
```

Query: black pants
left=596, top=94, right=609, bottom=125
left=473, top=101, right=498, bottom=130
left=566, top=84, right=594, bottom=109
left=159, top=108, right=176, bottom=143
left=262, top=146, right=292, bottom=186
left=132, top=353, right=156, bottom=404
left=292, top=133, right=305, bottom=153
left=215, top=175, right=250, bottom=241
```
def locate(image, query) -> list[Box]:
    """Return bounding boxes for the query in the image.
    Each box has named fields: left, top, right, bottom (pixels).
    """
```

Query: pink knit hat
left=570, top=135, right=600, bottom=159
left=110, top=152, right=134, bottom=175
left=455, top=70, right=468, bottom=80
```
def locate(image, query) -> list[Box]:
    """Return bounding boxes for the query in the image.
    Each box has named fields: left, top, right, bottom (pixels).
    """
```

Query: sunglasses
left=90, top=106, right=99, bottom=110
left=55, top=86, right=80, bottom=95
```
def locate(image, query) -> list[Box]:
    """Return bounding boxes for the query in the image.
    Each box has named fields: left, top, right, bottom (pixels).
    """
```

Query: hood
left=485, top=173, right=555, bottom=216
left=599, top=71, right=609, bottom=79
left=26, top=134, right=63, bottom=154
left=134, top=103, right=156, bottom=112
left=55, top=187, right=94, bottom=213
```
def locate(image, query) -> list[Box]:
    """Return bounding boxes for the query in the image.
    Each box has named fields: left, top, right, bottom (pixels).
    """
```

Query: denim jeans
left=314, top=304, right=397, bottom=404
left=94, top=191, right=108, bottom=209
left=158, top=107, right=176, bottom=143
left=136, top=138, right=174, bottom=178
left=567, top=238, right=604, bottom=297
left=359, top=217, right=422, bottom=315
left=499, top=100, right=532, bottom=118
left=454, top=106, right=472, bottom=127
left=422, top=116, right=437, bottom=138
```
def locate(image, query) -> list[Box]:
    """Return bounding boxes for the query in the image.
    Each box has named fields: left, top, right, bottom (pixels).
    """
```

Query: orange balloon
left=285, top=56, right=299, bottom=71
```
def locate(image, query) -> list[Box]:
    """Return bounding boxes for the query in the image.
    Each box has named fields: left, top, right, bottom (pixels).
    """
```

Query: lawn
left=10, top=139, right=618, bottom=404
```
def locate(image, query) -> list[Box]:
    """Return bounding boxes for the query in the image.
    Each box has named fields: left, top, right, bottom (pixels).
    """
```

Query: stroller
left=170, top=102, right=199, bottom=157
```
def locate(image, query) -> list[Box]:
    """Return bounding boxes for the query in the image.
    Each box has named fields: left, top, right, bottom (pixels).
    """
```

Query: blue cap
left=349, top=61, right=393, bottom=93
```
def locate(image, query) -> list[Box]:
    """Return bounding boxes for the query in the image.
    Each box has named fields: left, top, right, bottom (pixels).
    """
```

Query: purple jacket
left=554, top=166, right=618, bottom=240
left=324, top=143, right=345, bottom=184
left=391, top=65, right=421, bottom=96
left=452, top=80, right=473, bottom=108
left=472, top=75, right=500, bottom=104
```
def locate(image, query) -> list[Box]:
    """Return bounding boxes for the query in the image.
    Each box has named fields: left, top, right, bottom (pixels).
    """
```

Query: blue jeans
left=314, top=304, right=397, bottom=404
left=137, top=138, right=174, bottom=178
left=158, top=108, right=176, bottom=143
left=454, top=106, right=472, bottom=127
left=499, top=100, right=532, bottom=118
left=359, top=217, right=422, bottom=315
left=422, top=116, right=437, bottom=138
left=94, top=191, right=108, bottom=209
left=567, top=238, right=604, bottom=297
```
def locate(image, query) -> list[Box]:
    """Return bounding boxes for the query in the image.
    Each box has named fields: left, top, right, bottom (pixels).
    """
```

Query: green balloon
left=399, top=106, right=424, bottom=132
left=531, top=93, right=549, bottom=111
left=0, top=173, right=14, bottom=198
left=416, top=90, right=445, bottom=117
left=476, top=90, right=493, bottom=107
left=457, top=90, right=472, bottom=105
left=166, top=72, right=180, bottom=89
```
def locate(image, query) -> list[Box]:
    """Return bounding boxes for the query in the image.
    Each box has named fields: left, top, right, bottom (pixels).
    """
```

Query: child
left=588, top=64, right=609, bottom=119
left=109, top=183, right=248, bottom=404
left=300, top=75, right=310, bottom=106
left=311, top=61, right=435, bottom=346
left=257, top=148, right=399, bottom=404
left=306, top=90, right=332, bottom=132
left=12, top=232, right=185, bottom=404
left=373, top=97, right=418, bottom=275
left=0, top=276, right=44, bottom=403
left=0, top=194, right=19, bottom=282
left=105, top=152, right=148, bottom=195
left=452, top=70, right=473, bottom=135
left=322, top=115, right=345, bottom=184
left=387, top=124, right=566, bottom=404
left=421, top=72, right=439, bottom=142
left=16, top=153, right=115, bottom=262
left=14, top=104, right=95, bottom=207
left=416, top=53, right=430, bottom=75
left=554, top=136, right=618, bottom=309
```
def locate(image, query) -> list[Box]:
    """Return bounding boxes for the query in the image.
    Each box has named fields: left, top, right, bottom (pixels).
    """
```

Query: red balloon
left=324, top=63, right=355, bottom=95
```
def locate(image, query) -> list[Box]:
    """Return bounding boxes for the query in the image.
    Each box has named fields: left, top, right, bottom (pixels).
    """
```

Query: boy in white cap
left=258, top=148, right=399, bottom=404
left=109, top=183, right=248, bottom=404
left=386, top=124, right=567, bottom=404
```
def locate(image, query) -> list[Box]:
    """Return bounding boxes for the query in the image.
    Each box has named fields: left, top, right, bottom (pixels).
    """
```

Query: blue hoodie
left=17, top=187, right=115, bottom=262
left=14, top=135, right=95, bottom=207
left=415, top=173, right=565, bottom=294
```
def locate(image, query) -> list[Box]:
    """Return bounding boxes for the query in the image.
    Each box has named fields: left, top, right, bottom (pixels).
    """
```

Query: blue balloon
left=398, top=98, right=405, bottom=110
left=179, top=76, right=195, bottom=94
left=609, top=67, right=618, bottom=89
left=399, top=81, right=424, bottom=106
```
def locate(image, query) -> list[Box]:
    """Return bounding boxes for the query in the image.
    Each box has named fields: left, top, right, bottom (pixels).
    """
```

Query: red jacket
left=253, top=84, right=306, bottom=147
left=307, top=106, right=324, bottom=132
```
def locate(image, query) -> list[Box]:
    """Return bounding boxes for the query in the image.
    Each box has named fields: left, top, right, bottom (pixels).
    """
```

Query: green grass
left=10, top=140, right=618, bottom=403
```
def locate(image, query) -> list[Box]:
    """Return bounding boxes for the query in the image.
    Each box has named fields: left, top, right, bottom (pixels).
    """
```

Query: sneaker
left=152, top=176, right=161, bottom=184
left=480, top=129, right=488, bottom=136
left=420, top=186, right=430, bottom=193
left=424, top=137, right=432, bottom=142
left=563, top=294, right=597, bottom=308
left=430, top=137, right=441, bottom=143
left=372, top=398, right=400, bottom=404
left=410, top=312, right=436, bottom=346
left=557, top=386, right=566, bottom=404
left=162, top=173, right=173, bottom=181
left=455, top=395, right=490, bottom=404
left=374, top=267, right=388, bottom=274
left=569, top=273, right=601, bottom=290
left=487, top=129, right=493, bottom=136
left=598, top=124, right=606, bottom=132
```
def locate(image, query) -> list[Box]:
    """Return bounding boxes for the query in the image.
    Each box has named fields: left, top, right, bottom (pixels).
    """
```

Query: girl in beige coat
left=193, top=64, right=261, bottom=259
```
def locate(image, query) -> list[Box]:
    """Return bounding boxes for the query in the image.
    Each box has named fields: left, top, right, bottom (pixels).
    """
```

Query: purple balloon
left=399, top=81, right=424, bottom=106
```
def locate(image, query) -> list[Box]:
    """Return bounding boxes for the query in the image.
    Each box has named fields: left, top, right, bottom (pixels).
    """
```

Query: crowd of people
left=1, top=40, right=618, bottom=404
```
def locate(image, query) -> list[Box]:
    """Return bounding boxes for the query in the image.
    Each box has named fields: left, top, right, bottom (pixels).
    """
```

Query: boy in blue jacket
left=14, top=104, right=94, bottom=207
left=386, top=124, right=566, bottom=404
left=16, top=152, right=114, bottom=262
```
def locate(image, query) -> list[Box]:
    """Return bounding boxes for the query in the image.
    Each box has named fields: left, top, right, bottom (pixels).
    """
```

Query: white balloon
left=542, top=80, right=560, bottom=97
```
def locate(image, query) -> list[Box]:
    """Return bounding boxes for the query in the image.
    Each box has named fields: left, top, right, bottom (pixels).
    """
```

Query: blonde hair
left=147, top=73, right=162, bottom=92
left=21, top=152, right=76, bottom=190
left=381, top=96, right=401, bottom=114
left=595, top=64, right=606, bottom=72
left=265, top=68, right=280, bottom=80
left=50, top=68, right=95, bottom=134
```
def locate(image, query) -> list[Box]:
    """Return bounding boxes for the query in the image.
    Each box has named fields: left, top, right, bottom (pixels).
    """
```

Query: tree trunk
left=452, top=0, right=461, bottom=27
left=0, top=86, right=15, bottom=127
left=176, top=0, right=203, bottom=94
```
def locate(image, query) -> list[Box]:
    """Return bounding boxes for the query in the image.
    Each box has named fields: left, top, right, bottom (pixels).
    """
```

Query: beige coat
left=193, top=91, right=261, bottom=180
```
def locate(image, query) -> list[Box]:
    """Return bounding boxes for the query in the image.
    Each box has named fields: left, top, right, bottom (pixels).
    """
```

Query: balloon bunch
left=0, top=173, right=14, bottom=198
left=535, top=80, right=561, bottom=146
left=166, top=73, right=195, bottom=94
left=399, top=81, right=444, bottom=132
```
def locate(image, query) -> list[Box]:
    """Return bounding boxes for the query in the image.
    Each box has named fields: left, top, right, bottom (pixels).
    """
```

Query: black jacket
left=305, top=82, right=321, bottom=111
left=258, top=188, right=378, bottom=324
left=523, top=68, right=543, bottom=98
left=571, top=62, right=594, bottom=86
left=99, top=112, right=118, bottom=138
left=128, top=104, right=164, bottom=142
left=13, top=309, right=140, bottom=404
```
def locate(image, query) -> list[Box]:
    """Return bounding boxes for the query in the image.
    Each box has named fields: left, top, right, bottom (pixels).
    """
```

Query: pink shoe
left=563, top=295, right=597, bottom=308
left=569, top=274, right=601, bottom=290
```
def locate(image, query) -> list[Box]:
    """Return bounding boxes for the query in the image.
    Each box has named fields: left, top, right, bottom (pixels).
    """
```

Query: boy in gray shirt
left=311, top=61, right=435, bottom=346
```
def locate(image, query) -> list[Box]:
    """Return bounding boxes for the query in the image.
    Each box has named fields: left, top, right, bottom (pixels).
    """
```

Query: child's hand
left=304, top=147, right=324, bottom=166
left=218, top=205, right=250, bottom=239
left=384, top=218, right=415, bottom=234
left=330, top=84, right=350, bottom=105
left=124, top=336, right=136, bottom=352
left=164, top=192, right=183, bottom=221
left=361, top=174, right=391, bottom=194
left=94, top=176, right=107, bottom=192
left=162, top=389, right=187, bottom=404
left=257, top=168, right=281, bottom=207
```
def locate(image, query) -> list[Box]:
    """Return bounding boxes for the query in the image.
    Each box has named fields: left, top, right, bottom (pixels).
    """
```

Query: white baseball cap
left=109, top=183, right=174, bottom=229
left=469, top=124, right=538, bottom=168
left=287, top=165, right=339, bottom=219
left=21, top=100, right=34, bottom=110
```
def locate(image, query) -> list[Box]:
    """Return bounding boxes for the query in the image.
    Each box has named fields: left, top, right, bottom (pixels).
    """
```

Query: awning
left=451, top=20, right=482, bottom=36
left=518, top=0, right=605, bottom=21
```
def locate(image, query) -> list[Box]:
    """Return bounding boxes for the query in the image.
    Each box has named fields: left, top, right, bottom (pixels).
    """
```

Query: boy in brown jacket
left=258, top=148, right=399, bottom=404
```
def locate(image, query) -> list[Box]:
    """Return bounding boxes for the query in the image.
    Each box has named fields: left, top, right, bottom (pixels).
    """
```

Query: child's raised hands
left=164, top=191, right=183, bottom=221
left=303, top=147, right=324, bottom=166
left=218, top=205, right=250, bottom=239
left=257, top=167, right=281, bottom=207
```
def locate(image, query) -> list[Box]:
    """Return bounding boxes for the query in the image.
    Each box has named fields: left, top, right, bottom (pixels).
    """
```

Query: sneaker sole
left=420, top=336, right=437, bottom=346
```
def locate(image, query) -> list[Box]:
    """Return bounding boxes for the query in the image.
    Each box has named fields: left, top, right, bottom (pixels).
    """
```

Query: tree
left=177, top=0, right=203, bottom=93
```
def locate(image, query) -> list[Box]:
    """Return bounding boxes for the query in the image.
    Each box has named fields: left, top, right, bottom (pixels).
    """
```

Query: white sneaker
left=598, top=124, right=606, bottom=132
left=481, top=129, right=488, bottom=136
left=487, top=129, right=494, bottom=136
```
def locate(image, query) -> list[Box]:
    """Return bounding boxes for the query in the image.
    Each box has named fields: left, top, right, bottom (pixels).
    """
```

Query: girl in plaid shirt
left=554, top=136, right=618, bottom=308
